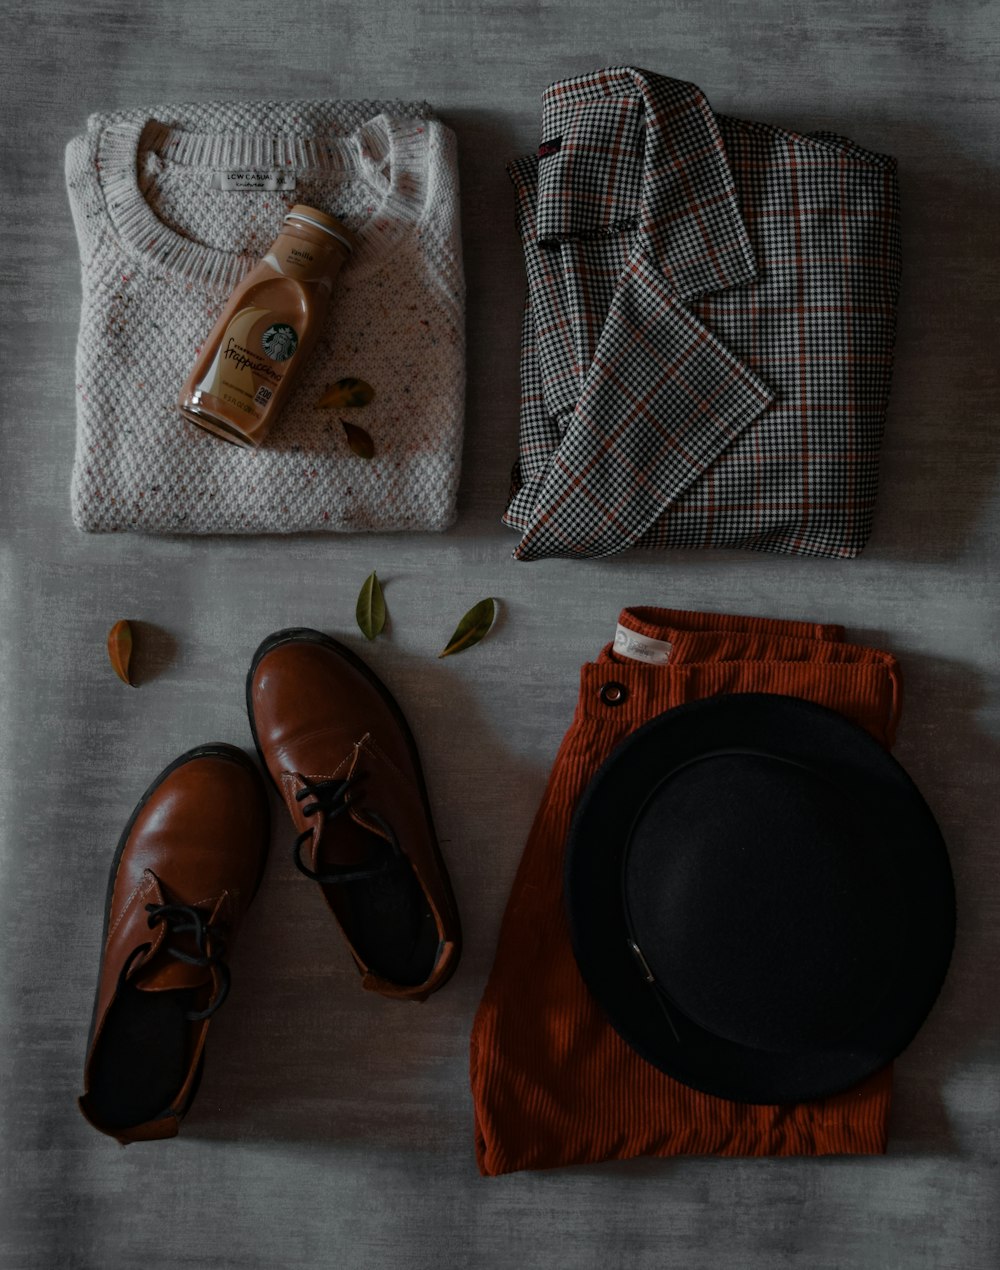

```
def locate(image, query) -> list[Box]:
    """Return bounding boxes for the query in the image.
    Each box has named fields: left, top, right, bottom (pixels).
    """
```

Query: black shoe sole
left=244, top=627, right=463, bottom=991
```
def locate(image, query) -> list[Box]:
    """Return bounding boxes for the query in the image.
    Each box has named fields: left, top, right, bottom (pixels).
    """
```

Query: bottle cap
left=283, top=204, right=357, bottom=254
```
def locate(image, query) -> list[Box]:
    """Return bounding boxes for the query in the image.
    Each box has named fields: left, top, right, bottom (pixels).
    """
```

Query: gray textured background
left=1, top=1, right=998, bottom=1267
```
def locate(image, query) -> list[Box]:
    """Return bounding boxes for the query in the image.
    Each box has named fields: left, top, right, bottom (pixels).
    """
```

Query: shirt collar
left=534, top=67, right=758, bottom=299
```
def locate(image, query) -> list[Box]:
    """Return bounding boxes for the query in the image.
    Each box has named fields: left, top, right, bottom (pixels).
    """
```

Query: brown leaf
left=438, top=598, right=498, bottom=658
left=341, top=418, right=375, bottom=459
left=107, top=619, right=135, bottom=686
left=317, top=377, right=376, bottom=409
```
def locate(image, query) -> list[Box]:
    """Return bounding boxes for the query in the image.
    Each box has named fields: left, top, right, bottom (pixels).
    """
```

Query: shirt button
left=599, top=681, right=628, bottom=706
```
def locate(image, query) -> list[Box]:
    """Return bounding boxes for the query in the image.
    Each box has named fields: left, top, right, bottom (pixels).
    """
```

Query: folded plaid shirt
left=504, top=68, right=901, bottom=561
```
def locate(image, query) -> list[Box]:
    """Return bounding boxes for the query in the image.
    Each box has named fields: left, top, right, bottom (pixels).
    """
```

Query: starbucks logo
left=261, top=322, right=298, bottom=361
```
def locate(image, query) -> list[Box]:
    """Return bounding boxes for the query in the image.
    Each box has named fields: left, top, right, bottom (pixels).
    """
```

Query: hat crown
left=625, top=752, right=900, bottom=1054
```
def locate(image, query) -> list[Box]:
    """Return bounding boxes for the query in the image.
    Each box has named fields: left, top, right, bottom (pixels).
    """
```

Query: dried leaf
left=317, top=377, right=376, bottom=409
left=340, top=418, right=375, bottom=460
left=356, top=571, right=386, bottom=641
left=107, top=619, right=135, bottom=686
left=438, top=598, right=498, bottom=659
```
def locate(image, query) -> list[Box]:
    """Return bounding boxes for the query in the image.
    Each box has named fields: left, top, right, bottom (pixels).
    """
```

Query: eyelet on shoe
left=599, top=681, right=628, bottom=707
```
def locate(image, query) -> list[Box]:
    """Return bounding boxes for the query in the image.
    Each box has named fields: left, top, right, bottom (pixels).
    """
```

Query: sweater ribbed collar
left=96, top=107, right=430, bottom=292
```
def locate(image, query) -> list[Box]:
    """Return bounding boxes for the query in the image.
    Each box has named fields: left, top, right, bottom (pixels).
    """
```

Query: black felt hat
left=564, top=693, right=955, bottom=1104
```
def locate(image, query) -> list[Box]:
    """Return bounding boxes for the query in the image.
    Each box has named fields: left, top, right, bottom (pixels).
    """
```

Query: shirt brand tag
left=215, top=169, right=297, bottom=191
left=613, top=624, right=673, bottom=664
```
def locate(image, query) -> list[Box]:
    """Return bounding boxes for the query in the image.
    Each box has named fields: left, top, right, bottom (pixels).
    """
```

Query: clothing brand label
left=613, top=624, right=673, bottom=664
left=216, top=168, right=296, bottom=191
left=537, top=137, right=562, bottom=158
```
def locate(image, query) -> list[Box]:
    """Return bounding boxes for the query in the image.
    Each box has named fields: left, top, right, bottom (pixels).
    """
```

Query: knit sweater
left=65, top=100, right=465, bottom=534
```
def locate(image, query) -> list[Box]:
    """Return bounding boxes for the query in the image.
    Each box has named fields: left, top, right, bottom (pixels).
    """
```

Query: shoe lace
left=118, top=902, right=231, bottom=1022
left=293, top=775, right=401, bottom=885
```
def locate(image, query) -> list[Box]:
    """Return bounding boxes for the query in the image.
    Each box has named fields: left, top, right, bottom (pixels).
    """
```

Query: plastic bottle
left=178, top=203, right=355, bottom=448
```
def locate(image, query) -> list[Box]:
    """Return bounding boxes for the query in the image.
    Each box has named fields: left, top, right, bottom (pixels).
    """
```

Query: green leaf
left=438, top=598, right=498, bottom=659
left=317, top=377, right=376, bottom=408
left=340, top=418, right=375, bottom=460
left=356, top=571, right=386, bottom=641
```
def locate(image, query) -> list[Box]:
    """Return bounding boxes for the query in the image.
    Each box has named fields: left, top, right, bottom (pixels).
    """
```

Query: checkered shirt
left=504, top=68, right=901, bottom=561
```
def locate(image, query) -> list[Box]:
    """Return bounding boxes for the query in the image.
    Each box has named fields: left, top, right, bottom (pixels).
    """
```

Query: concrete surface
left=1, top=1, right=998, bottom=1267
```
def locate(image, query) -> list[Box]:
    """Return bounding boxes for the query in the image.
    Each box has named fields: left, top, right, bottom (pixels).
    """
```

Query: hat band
left=626, top=938, right=682, bottom=1044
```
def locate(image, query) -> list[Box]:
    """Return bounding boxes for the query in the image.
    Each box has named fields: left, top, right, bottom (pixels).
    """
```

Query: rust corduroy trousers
left=470, top=606, right=904, bottom=1176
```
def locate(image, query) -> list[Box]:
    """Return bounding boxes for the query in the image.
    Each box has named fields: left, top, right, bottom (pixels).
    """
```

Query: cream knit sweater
left=65, top=100, right=465, bottom=533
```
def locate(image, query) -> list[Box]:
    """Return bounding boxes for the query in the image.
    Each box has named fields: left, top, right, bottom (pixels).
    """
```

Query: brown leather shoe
left=246, top=628, right=461, bottom=1001
left=79, top=744, right=269, bottom=1144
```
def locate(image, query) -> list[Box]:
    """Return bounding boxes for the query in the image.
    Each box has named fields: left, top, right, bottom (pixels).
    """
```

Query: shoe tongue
left=133, top=955, right=214, bottom=994
left=283, top=747, right=389, bottom=870
left=131, top=893, right=226, bottom=995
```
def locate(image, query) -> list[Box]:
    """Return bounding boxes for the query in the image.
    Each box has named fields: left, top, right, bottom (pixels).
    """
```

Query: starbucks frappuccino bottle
left=178, top=204, right=356, bottom=448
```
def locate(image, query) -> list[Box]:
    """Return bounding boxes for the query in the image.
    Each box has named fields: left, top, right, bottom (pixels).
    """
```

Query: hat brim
left=564, top=693, right=955, bottom=1104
